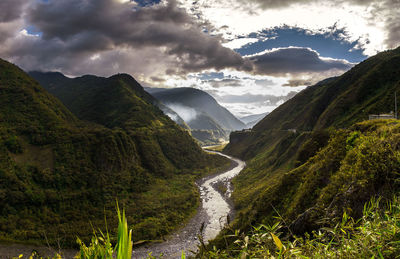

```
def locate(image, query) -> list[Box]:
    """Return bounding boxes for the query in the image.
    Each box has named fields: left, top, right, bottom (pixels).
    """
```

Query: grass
left=200, top=196, right=400, bottom=258
left=77, top=204, right=132, bottom=259
left=203, top=143, right=228, bottom=152
left=219, top=120, right=400, bottom=244
left=13, top=203, right=188, bottom=259
left=16, top=204, right=133, bottom=259
left=11, top=195, right=400, bottom=258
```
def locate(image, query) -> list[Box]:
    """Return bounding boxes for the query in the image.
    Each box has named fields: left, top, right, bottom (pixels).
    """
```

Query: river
left=133, top=152, right=245, bottom=258
left=0, top=152, right=245, bottom=259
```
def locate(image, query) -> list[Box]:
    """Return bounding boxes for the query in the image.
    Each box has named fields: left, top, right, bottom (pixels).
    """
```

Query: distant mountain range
left=239, top=112, right=269, bottom=128
left=145, top=87, right=246, bottom=145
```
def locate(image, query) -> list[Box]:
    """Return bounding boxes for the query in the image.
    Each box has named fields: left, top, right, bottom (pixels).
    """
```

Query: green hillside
left=0, top=60, right=229, bottom=247
left=30, top=72, right=170, bottom=129
left=226, top=47, right=400, bottom=159
left=214, top=47, right=400, bottom=251
left=203, top=120, right=400, bottom=258
left=30, top=71, right=216, bottom=173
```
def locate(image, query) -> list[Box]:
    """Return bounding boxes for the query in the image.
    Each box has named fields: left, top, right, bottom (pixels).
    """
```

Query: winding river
left=0, top=152, right=245, bottom=259
left=133, top=152, right=246, bottom=258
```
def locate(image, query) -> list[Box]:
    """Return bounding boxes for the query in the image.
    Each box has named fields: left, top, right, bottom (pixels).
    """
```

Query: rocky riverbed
left=133, top=152, right=245, bottom=258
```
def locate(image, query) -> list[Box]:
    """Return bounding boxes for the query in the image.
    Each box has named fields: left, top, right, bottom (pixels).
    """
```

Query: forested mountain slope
left=0, top=59, right=229, bottom=247
left=215, top=47, right=400, bottom=250
left=226, top=47, right=400, bottom=159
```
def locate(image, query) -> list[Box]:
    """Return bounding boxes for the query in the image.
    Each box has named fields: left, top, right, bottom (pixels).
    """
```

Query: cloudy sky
left=1, top=0, right=399, bottom=117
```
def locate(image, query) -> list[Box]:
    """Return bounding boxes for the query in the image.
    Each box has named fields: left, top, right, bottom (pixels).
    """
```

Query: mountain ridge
left=145, top=86, right=245, bottom=144
left=226, top=47, right=400, bottom=159
left=210, top=46, right=400, bottom=251
left=1, top=60, right=230, bottom=247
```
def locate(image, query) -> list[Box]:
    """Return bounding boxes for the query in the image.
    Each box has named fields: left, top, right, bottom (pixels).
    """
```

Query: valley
left=144, top=87, right=247, bottom=145
left=1, top=1, right=400, bottom=258
left=1, top=44, right=399, bottom=259
left=203, top=46, right=400, bottom=257
left=133, top=151, right=245, bottom=258
left=0, top=59, right=231, bottom=251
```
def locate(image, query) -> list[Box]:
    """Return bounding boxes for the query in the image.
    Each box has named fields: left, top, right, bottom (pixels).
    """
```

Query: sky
left=0, top=0, right=399, bottom=117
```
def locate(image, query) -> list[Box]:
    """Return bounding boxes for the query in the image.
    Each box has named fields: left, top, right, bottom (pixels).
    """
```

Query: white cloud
left=222, top=37, right=259, bottom=49
left=177, top=0, right=394, bottom=56
left=163, top=69, right=307, bottom=116
left=2, top=0, right=398, bottom=118
left=166, top=103, right=198, bottom=122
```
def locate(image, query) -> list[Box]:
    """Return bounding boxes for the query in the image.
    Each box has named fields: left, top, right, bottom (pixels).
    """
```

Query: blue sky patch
left=236, top=26, right=367, bottom=63
left=196, top=72, right=225, bottom=80
left=134, top=0, right=161, bottom=7
left=25, top=25, right=43, bottom=37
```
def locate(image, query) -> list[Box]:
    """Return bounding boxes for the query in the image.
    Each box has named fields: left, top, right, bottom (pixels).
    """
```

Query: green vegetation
left=226, top=47, right=400, bottom=159
left=15, top=194, right=400, bottom=258
left=0, top=59, right=230, bottom=248
left=203, top=143, right=228, bottom=152
left=217, top=46, right=400, bottom=254
left=14, top=205, right=134, bottom=258
left=3, top=46, right=400, bottom=257
left=31, top=73, right=235, bottom=146
left=191, top=129, right=229, bottom=146
left=77, top=205, right=132, bottom=259
left=227, top=120, right=400, bottom=238
left=12, top=193, right=400, bottom=258
left=201, top=196, right=400, bottom=258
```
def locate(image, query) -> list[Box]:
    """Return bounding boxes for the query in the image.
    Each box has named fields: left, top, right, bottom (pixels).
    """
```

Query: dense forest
left=0, top=59, right=230, bottom=247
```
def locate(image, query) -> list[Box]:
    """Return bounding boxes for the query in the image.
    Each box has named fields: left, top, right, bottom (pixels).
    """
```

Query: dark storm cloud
left=150, top=76, right=165, bottom=82
left=2, top=0, right=397, bottom=79
left=0, top=0, right=25, bottom=22
left=250, top=47, right=353, bottom=75
left=21, top=0, right=251, bottom=74
left=386, top=19, right=400, bottom=49
left=374, top=0, right=400, bottom=49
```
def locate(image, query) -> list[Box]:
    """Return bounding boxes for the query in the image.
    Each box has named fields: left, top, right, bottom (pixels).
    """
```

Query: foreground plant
left=13, top=204, right=186, bottom=259
left=202, top=196, right=400, bottom=258
left=78, top=204, right=132, bottom=259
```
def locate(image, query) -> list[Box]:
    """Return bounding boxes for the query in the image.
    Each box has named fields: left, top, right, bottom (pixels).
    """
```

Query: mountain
left=154, top=103, right=190, bottom=130
left=148, top=87, right=246, bottom=130
left=145, top=87, right=245, bottom=144
left=0, top=61, right=229, bottom=247
left=206, top=119, right=400, bottom=258
left=239, top=112, right=269, bottom=128
left=212, top=47, right=400, bottom=249
left=226, top=47, right=400, bottom=159
left=30, top=72, right=162, bottom=128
